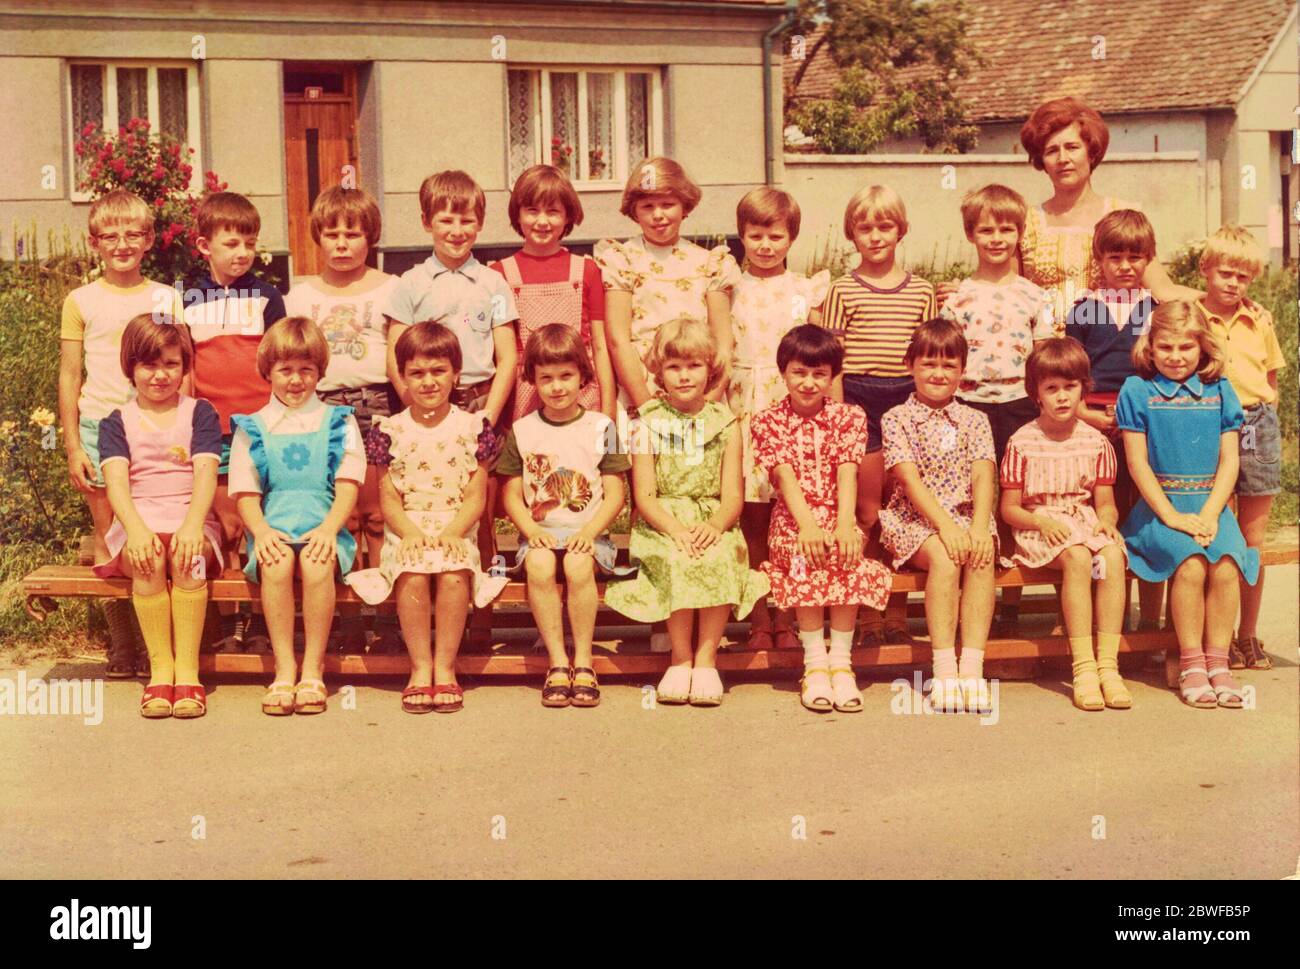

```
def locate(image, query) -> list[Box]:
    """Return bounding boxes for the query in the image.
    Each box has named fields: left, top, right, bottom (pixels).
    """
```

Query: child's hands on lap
left=1035, top=514, right=1073, bottom=546
left=967, top=527, right=995, bottom=569
left=432, top=531, right=468, bottom=563
left=1192, top=511, right=1218, bottom=547
left=1165, top=511, right=1213, bottom=545
left=1092, top=520, right=1124, bottom=543
left=299, top=526, right=339, bottom=565
left=687, top=522, right=722, bottom=554
left=938, top=522, right=971, bottom=565
left=830, top=522, right=862, bottom=565
left=253, top=528, right=293, bottom=567
left=397, top=531, right=436, bottom=566
left=797, top=524, right=828, bottom=567
left=566, top=529, right=597, bottom=555
left=669, top=526, right=699, bottom=559
left=170, top=523, right=206, bottom=576
left=126, top=528, right=163, bottom=576
left=528, top=529, right=560, bottom=550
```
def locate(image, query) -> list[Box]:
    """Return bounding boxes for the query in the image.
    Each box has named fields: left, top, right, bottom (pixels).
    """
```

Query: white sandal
left=801, top=666, right=834, bottom=713
left=960, top=677, right=993, bottom=715
left=828, top=667, right=862, bottom=712
left=1178, top=667, right=1218, bottom=709
left=656, top=663, right=692, bottom=704
left=688, top=666, right=724, bottom=707
left=1206, top=666, right=1245, bottom=709
left=929, top=677, right=965, bottom=714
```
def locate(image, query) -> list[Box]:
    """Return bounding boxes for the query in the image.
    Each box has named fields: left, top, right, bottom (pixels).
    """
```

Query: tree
left=786, top=0, right=983, bottom=154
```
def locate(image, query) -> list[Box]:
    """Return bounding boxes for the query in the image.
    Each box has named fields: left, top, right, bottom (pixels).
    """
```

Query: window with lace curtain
left=67, top=62, right=202, bottom=201
left=507, top=68, right=662, bottom=188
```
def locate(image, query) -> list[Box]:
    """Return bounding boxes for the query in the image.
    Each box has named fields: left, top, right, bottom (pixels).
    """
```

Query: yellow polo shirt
left=1195, top=300, right=1285, bottom=407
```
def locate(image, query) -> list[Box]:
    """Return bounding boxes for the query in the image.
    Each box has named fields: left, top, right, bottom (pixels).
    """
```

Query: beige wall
left=782, top=152, right=1209, bottom=276
left=0, top=2, right=785, bottom=258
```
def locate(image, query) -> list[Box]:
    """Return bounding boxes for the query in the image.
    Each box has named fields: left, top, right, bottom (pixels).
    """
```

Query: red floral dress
left=750, top=397, right=892, bottom=609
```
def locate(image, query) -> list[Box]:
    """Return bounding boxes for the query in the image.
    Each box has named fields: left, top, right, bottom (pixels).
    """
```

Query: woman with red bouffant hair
left=938, top=97, right=1201, bottom=323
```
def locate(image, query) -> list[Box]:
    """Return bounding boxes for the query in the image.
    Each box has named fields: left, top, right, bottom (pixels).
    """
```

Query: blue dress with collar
left=1115, top=373, right=1259, bottom=584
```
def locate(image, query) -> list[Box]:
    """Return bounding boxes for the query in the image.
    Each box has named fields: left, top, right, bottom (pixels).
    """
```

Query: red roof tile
left=786, top=0, right=1294, bottom=121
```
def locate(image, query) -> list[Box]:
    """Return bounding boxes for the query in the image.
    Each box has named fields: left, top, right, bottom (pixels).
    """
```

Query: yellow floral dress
left=726, top=268, right=831, bottom=501
left=344, top=406, right=507, bottom=608
left=1020, top=196, right=1135, bottom=328
left=592, top=234, right=741, bottom=406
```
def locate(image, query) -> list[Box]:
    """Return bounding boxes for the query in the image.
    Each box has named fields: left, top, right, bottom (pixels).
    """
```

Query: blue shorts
left=842, top=374, right=914, bottom=453
left=1237, top=404, right=1281, bottom=497
left=78, top=417, right=105, bottom=487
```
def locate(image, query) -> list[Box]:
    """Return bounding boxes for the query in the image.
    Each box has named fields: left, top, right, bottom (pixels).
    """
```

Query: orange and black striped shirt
left=821, top=272, right=935, bottom=377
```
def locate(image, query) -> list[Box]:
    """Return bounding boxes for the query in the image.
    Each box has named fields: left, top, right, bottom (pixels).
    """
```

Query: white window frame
left=66, top=60, right=203, bottom=203
left=509, top=67, right=663, bottom=188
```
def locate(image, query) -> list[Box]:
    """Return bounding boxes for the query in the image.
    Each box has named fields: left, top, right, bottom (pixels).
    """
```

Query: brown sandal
left=571, top=667, right=601, bottom=708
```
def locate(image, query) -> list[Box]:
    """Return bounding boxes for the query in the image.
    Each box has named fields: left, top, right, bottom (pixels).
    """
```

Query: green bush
left=0, top=244, right=89, bottom=548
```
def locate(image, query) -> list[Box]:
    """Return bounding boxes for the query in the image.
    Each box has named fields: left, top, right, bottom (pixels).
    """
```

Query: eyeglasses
left=94, top=231, right=149, bottom=246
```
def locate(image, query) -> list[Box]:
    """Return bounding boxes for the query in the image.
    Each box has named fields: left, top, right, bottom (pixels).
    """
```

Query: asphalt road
left=3, top=566, right=1296, bottom=879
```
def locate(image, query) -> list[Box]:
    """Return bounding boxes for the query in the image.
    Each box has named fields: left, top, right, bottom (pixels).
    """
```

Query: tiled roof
left=785, top=0, right=1294, bottom=121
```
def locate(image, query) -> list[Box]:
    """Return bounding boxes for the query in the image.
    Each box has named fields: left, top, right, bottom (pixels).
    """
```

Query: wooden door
left=284, top=64, right=358, bottom=277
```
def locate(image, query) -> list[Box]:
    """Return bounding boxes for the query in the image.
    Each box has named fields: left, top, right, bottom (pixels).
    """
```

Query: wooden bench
left=23, top=542, right=1298, bottom=679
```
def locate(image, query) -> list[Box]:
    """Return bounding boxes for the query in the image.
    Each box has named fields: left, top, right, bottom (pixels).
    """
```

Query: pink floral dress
left=879, top=394, right=996, bottom=569
left=750, top=397, right=892, bottom=609
left=1000, top=419, right=1126, bottom=568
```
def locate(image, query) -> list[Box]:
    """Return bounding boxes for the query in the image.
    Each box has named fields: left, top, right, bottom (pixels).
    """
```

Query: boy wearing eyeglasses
left=59, top=188, right=184, bottom=677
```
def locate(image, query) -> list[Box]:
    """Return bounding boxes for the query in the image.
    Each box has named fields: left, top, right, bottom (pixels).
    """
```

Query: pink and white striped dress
left=999, top=419, right=1126, bottom=568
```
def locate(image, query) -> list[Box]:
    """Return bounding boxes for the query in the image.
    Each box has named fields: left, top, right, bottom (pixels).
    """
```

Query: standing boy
left=59, top=189, right=183, bottom=676
left=1195, top=226, right=1285, bottom=670
left=182, top=191, right=286, bottom=650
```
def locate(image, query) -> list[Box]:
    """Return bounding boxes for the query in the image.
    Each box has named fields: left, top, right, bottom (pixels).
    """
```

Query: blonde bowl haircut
left=843, top=184, right=908, bottom=241
left=645, top=317, right=724, bottom=394
left=1130, top=300, right=1226, bottom=383
left=89, top=189, right=152, bottom=237
left=256, top=316, right=329, bottom=381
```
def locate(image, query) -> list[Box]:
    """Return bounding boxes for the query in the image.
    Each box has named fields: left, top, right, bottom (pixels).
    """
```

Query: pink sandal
left=140, top=684, right=174, bottom=719
left=432, top=683, right=464, bottom=713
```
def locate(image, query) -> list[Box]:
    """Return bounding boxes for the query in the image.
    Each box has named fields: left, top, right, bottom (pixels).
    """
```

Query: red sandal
left=171, top=684, right=207, bottom=719
left=401, top=685, right=437, bottom=714
left=140, top=684, right=174, bottom=719
left=432, top=683, right=464, bottom=713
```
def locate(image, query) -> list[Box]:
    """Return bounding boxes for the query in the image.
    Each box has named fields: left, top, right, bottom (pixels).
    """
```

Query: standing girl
left=345, top=322, right=509, bottom=712
left=96, top=314, right=222, bottom=718
left=497, top=325, right=631, bottom=708
left=229, top=317, right=365, bottom=716
left=605, top=319, right=769, bottom=706
left=1117, top=301, right=1259, bottom=708
left=999, top=338, right=1129, bottom=711
left=283, top=184, right=400, bottom=650
left=490, top=165, right=616, bottom=420
left=879, top=319, right=997, bottom=713
left=594, top=156, right=740, bottom=413
left=750, top=325, right=892, bottom=713
left=729, top=186, right=830, bottom=651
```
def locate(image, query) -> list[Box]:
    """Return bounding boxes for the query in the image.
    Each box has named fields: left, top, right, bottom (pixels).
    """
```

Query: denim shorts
left=78, top=417, right=105, bottom=487
left=1237, top=404, right=1281, bottom=497
left=842, top=374, right=914, bottom=453
left=506, top=529, right=637, bottom=580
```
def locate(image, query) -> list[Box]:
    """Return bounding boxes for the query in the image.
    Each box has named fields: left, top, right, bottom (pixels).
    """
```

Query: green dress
left=605, top=399, right=769, bottom=623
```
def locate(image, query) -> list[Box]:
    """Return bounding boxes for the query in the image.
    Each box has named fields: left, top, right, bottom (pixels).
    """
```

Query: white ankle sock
left=828, top=628, right=854, bottom=668
left=932, top=647, right=958, bottom=681
left=801, top=628, right=827, bottom=669
left=958, top=647, right=985, bottom=681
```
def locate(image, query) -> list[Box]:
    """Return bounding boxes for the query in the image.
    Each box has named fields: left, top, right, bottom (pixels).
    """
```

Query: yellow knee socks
left=171, top=585, right=208, bottom=685
left=1069, top=635, right=1103, bottom=711
left=1095, top=631, right=1131, bottom=709
left=132, top=590, right=174, bottom=686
